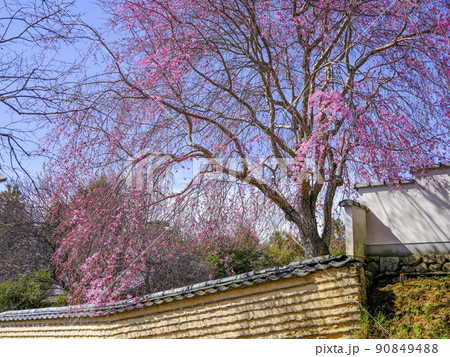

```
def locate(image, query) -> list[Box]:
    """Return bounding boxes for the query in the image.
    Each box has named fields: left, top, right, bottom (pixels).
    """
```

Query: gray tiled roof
left=353, top=162, right=449, bottom=190
left=0, top=255, right=357, bottom=322
left=354, top=179, right=415, bottom=190
left=338, top=200, right=368, bottom=210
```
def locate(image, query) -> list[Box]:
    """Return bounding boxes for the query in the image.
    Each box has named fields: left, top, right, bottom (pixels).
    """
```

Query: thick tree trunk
left=244, top=175, right=330, bottom=259
left=289, top=204, right=330, bottom=259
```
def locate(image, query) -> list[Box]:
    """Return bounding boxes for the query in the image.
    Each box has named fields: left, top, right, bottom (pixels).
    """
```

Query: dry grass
left=357, top=275, right=449, bottom=339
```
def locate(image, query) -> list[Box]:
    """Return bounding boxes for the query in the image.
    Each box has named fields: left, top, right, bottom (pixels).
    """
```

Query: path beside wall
left=0, top=256, right=364, bottom=339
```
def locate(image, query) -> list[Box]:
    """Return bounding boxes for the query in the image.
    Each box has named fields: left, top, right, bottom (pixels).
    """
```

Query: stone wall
left=0, top=257, right=364, bottom=339
left=364, top=254, right=450, bottom=285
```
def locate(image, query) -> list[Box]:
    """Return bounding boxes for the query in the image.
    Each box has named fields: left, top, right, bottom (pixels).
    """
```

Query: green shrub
left=53, top=293, right=68, bottom=307
left=0, top=270, right=54, bottom=312
left=259, top=231, right=304, bottom=268
left=207, top=227, right=262, bottom=279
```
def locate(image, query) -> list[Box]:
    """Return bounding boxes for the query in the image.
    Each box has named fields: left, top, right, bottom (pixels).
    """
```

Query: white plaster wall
left=357, top=167, right=450, bottom=255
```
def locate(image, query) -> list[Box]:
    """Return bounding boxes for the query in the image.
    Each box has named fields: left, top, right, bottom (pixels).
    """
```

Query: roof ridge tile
left=0, top=255, right=357, bottom=321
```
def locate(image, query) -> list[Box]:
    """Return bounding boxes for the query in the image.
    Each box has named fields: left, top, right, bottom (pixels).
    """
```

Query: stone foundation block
left=400, top=265, right=415, bottom=273
left=415, top=263, right=428, bottom=273
left=442, top=262, right=450, bottom=272
left=380, top=257, right=400, bottom=273
left=367, top=262, right=379, bottom=275
left=429, top=264, right=442, bottom=272
left=423, top=255, right=436, bottom=264
left=402, top=255, right=423, bottom=266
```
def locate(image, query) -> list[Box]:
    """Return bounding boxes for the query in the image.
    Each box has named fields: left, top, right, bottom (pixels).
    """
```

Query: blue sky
left=0, top=0, right=109, bottom=189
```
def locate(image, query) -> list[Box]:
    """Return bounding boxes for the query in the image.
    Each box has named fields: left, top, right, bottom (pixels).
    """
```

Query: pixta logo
left=125, top=149, right=322, bottom=193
